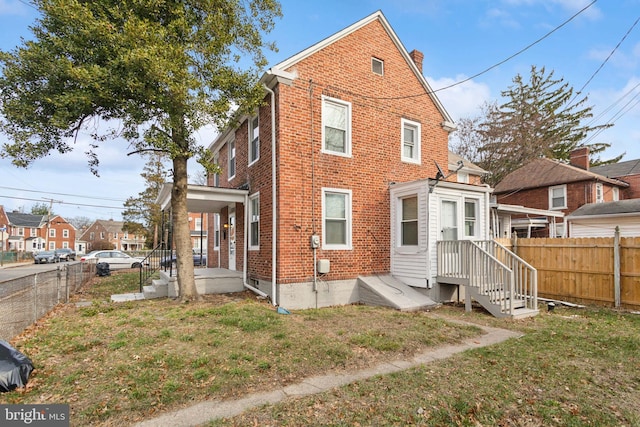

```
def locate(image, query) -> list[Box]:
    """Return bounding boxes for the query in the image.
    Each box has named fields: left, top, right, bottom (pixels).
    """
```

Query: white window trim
left=322, top=188, right=352, bottom=250
left=399, top=195, right=419, bottom=248
left=214, top=214, right=220, bottom=249
left=249, top=192, right=260, bottom=250
left=595, top=183, right=604, bottom=203
left=248, top=115, right=260, bottom=166
left=228, top=138, right=236, bottom=181
left=213, top=152, right=220, bottom=187
left=464, top=198, right=479, bottom=238
left=372, top=57, right=384, bottom=76
left=612, top=187, right=619, bottom=201
left=321, top=96, right=352, bottom=158
left=401, top=118, right=421, bottom=164
left=549, top=184, right=567, bottom=210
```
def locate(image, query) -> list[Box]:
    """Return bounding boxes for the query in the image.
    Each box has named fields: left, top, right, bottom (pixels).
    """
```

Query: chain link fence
left=0, top=263, right=96, bottom=341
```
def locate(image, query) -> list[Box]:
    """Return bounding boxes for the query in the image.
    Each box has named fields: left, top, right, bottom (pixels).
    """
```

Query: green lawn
left=3, top=271, right=639, bottom=426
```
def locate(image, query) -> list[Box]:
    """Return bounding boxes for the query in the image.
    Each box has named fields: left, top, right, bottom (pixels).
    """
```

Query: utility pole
left=42, top=198, right=62, bottom=250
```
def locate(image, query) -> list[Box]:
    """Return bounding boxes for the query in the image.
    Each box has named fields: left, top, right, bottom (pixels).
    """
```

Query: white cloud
left=426, top=75, right=492, bottom=121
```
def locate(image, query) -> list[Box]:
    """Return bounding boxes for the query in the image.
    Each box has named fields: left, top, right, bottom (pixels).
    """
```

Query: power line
left=353, top=0, right=598, bottom=101
left=0, top=194, right=126, bottom=211
left=568, top=15, right=640, bottom=107
left=0, top=185, right=127, bottom=203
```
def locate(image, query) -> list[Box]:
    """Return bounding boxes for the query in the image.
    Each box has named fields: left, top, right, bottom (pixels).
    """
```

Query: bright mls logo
left=1, top=404, right=69, bottom=426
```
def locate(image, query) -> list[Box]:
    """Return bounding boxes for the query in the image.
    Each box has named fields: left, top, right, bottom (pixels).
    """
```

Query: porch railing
left=138, top=243, right=167, bottom=292
left=437, top=240, right=538, bottom=315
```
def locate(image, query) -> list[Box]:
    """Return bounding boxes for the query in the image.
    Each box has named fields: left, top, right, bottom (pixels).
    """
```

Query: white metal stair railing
left=437, top=240, right=538, bottom=317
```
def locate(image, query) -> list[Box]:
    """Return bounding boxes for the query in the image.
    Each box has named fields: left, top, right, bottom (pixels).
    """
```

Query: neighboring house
left=0, top=205, right=9, bottom=252
left=157, top=11, right=535, bottom=317
left=493, top=147, right=629, bottom=237
left=4, top=211, right=77, bottom=252
left=449, top=151, right=486, bottom=185
left=567, top=199, right=640, bottom=237
left=189, top=212, right=208, bottom=254
left=591, top=158, right=640, bottom=200
left=80, top=219, right=146, bottom=252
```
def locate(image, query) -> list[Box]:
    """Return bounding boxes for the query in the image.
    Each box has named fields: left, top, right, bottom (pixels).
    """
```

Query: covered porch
left=155, top=184, right=256, bottom=297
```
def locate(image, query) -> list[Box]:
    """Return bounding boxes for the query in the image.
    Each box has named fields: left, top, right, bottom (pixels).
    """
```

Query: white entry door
left=440, top=199, right=458, bottom=241
left=228, top=211, right=236, bottom=271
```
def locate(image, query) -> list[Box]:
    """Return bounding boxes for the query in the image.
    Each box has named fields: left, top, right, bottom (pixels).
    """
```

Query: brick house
left=3, top=210, right=76, bottom=252
left=493, top=147, right=629, bottom=237
left=80, top=219, right=146, bottom=252
left=591, top=158, right=640, bottom=200
left=157, top=12, right=530, bottom=314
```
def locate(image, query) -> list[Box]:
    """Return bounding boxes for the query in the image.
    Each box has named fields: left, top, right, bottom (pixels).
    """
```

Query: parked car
left=80, top=250, right=145, bottom=269
left=33, top=251, right=60, bottom=264
left=160, top=251, right=207, bottom=267
left=55, top=248, right=76, bottom=261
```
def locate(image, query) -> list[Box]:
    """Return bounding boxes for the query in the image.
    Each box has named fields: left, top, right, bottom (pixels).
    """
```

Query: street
left=0, top=260, right=79, bottom=282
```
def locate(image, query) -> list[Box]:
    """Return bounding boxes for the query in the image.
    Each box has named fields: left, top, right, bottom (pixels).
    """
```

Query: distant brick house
left=493, top=148, right=629, bottom=237
left=2, top=209, right=76, bottom=252
left=591, top=158, right=640, bottom=200
left=80, top=219, right=146, bottom=252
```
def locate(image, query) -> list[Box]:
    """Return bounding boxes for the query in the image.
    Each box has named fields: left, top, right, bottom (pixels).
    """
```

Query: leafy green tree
left=30, top=203, right=51, bottom=216
left=452, top=66, right=621, bottom=187
left=0, top=0, right=281, bottom=300
left=122, top=153, right=168, bottom=248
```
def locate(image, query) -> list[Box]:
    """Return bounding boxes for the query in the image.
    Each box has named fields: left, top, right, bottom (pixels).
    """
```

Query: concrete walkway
left=135, top=322, right=522, bottom=427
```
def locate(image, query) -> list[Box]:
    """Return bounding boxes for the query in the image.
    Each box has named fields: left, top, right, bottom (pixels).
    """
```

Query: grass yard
left=2, top=271, right=640, bottom=426
left=2, top=271, right=481, bottom=426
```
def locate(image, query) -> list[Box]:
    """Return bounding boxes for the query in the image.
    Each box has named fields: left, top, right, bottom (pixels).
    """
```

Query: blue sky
left=0, top=0, right=639, bottom=221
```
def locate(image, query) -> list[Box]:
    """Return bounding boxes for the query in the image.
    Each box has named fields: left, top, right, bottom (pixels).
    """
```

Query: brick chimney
left=409, top=49, right=424, bottom=74
left=569, top=147, right=590, bottom=170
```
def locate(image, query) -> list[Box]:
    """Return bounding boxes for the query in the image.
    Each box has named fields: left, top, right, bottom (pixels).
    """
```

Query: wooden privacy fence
left=497, top=233, right=640, bottom=310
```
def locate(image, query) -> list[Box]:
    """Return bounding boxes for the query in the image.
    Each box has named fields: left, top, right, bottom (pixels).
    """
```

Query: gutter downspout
left=264, top=84, right=278, bottom=306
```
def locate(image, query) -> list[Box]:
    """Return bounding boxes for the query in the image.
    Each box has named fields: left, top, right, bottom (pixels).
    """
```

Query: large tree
left=452, top=66, right=621, bottom=186
left=0, top=0, right=281, bottom=300
left=122, top=153, right=168, bottom=248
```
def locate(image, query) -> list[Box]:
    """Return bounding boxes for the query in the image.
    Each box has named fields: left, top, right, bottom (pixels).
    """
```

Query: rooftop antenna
left=429, top=160, right=464, bottom=193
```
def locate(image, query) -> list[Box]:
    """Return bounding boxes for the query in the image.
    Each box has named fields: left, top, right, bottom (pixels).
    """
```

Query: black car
left=160, top=251, right=207, bottom=267
left=33, top=251, right=60, bottom=264
left=55, top=248, right=76, bottom=261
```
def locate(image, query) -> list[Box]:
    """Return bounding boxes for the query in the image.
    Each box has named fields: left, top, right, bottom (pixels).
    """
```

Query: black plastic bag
left=0, top=340, right=34, bottom=392
left=96, top=262, right=111, bottom=276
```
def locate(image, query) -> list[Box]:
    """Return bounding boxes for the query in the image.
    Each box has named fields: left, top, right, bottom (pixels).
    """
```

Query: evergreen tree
left=122, top=153, right=168, bottom=248
left=452, top=66, right=621, bottom=187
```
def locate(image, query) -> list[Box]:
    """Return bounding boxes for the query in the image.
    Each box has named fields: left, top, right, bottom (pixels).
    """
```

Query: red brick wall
left=621, top=174, right=640, bottom=199
left=210, top=19, right=451, bottom=284
left=274, top=20, right=448, bottom=283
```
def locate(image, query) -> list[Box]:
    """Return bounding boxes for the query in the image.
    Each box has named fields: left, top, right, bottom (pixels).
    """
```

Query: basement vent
left=372, top=57, right=384, bottom=76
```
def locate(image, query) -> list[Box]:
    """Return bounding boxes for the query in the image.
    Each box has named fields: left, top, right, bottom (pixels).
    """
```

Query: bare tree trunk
left=172, top=155, right=198, bottom=301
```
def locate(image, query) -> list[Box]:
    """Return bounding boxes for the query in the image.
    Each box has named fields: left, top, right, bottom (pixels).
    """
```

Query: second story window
left=401, top=118, right=421, bottom=164
left=100, top=232, right=105, bottom=239
left=18, top=227, right=24, bottom=236
left=30, top=228, right=37, bottom=237
left=228, top=139, right=236, bottom=179
left=322, top=97, right=351, bottom=157
left=596, top=183, right=604, bottom=203
left=49, top=228, right=55, bottom=237
left=249, top=115, right=259, bottom=165
left=549, top=185, right=567, bottom=210
left=213, top=153, right=220, bottom=187
left=63, top=229, right=69, bottom=238
left=613, top=187, right=619, bottom=201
